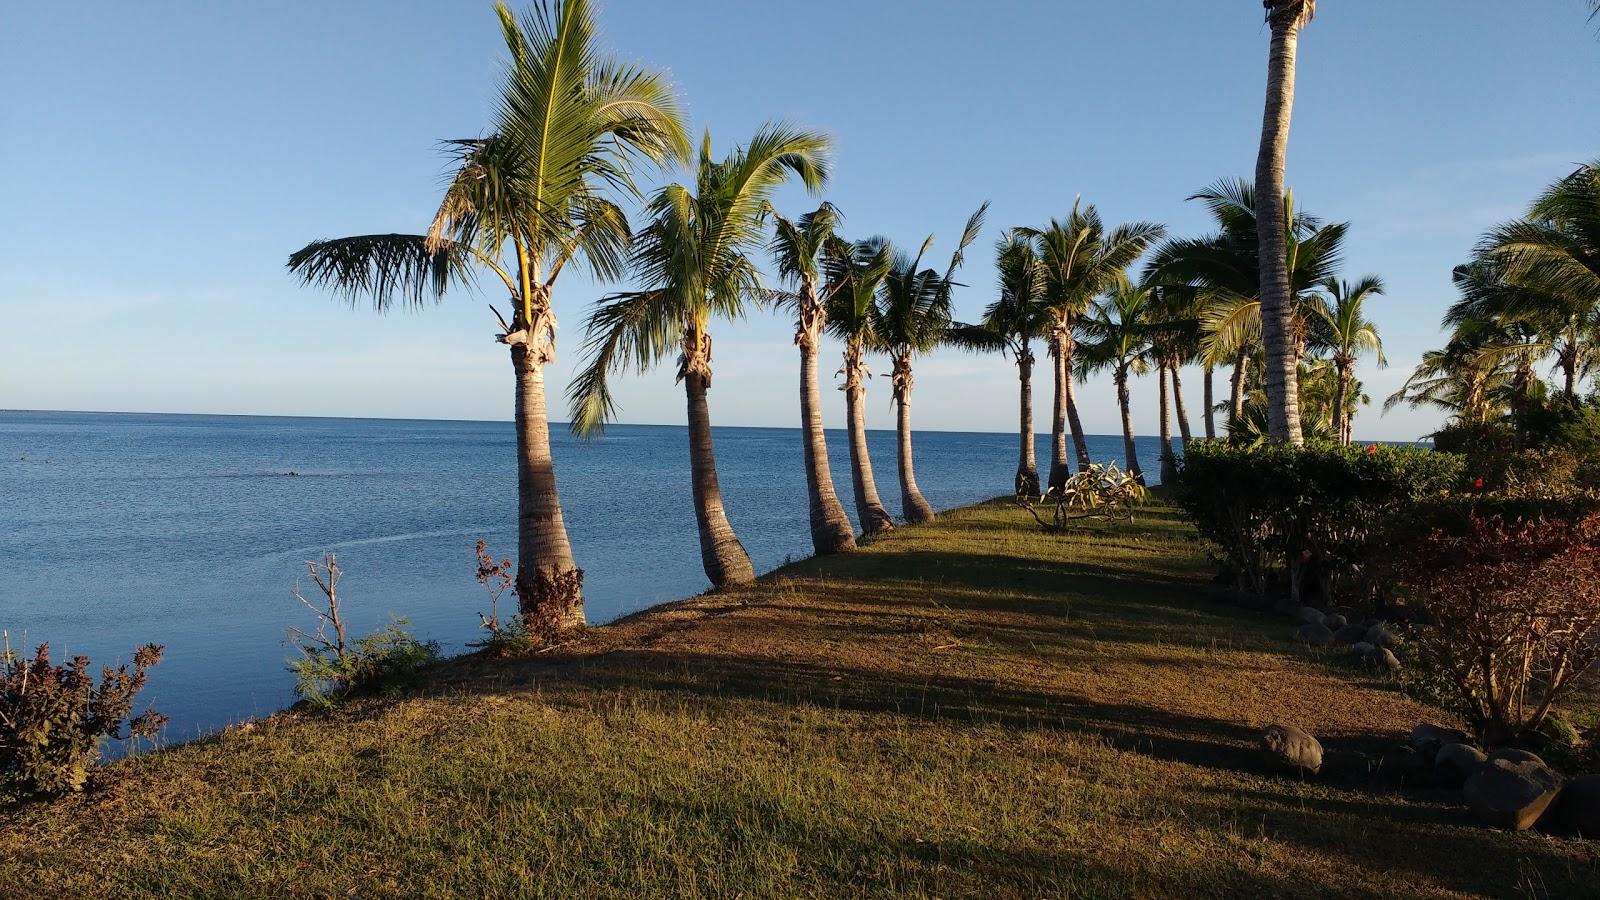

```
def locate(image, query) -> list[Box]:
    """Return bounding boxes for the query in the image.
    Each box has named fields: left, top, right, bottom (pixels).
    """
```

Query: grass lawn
left=4, top=498, right=1597, bottom=898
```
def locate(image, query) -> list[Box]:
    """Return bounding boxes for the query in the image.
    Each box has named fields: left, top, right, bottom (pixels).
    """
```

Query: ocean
left=1, top=410, right=1173, bottom=743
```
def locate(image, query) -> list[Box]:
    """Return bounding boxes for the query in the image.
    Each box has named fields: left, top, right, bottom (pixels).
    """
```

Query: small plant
left=1019, top=462, right=1145, bottom=532
left=471, top=540, right=537, bottom=657
left=286, top=554, right=439, bottom=708
left=0, top=631, right=166, bottom=797
left=1390, top=512, right=1600, bottom=745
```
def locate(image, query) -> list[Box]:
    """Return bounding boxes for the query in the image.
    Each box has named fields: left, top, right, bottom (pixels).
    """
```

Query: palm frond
left=287, top=234, right=475, bottom=311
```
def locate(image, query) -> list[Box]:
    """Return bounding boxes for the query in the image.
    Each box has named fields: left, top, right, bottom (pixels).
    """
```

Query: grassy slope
left=4, top=499, right=1597, bottom=898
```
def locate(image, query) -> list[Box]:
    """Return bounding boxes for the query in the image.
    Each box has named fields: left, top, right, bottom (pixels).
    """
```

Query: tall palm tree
left=1148, top=286, right=1203, bottom=479
left=569, top=125, right=830, bottom=587
left=945, top=230, right=1050, bottom=496
left=823, top=235, right=897, bottom=535
left=1308, top=276, right=1386, bottom=443
left=287, top=0, right=686, bottom=634
left=874, top=204, right=988, bottom=524
left=1079, top=283, right=1157, bottom=481
left=1256, top=0, right=1317, bottom=445
left=770, top=203, right=856, bottom=555
left=1442, top=256, right=1559, bottom=445
left=1026, top=204, right=1164, bottom=489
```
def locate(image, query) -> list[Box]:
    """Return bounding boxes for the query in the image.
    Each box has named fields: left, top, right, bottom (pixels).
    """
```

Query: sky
left=2, top=0, right=1597, bottom=441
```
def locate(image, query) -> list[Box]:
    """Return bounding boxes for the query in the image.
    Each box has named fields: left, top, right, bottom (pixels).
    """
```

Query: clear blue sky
left=2, top=0, right=1596, bottom=440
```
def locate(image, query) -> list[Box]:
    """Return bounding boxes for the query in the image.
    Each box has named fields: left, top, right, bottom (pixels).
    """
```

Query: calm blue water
left=0, top=410, right=1170, bottom=743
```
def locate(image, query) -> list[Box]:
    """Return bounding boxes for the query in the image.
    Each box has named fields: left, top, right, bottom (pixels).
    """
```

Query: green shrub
left=0, top=638, right=166, bottom=797
left=1172, top=440, right=1464, bottom=607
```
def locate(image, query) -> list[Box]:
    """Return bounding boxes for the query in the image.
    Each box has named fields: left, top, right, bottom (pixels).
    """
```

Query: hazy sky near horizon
left=3, top=1, right=1597, bottom=440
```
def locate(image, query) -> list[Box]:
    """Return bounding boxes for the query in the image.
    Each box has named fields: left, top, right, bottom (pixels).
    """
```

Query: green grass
left=4, top=499, right=1596, bottom=898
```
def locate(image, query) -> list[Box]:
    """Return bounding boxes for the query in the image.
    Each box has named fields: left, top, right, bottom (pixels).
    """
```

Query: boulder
left=1333, top=623, right=1369, bottom=644
left=1295, top=605, right=1326, bottom=626
left=1323, top=613, right=1348, bottom=631
left=1366, top=623, right=1396, bottom=649
left=1262, top=724, right=1323, bottom=774
left=1434, top=742, right=1488, bottom=787
left=1410, top=723, right=1472, bottom=756
left=1541, top=774, right=1600, bottom=838
left=1295, top=621, right=1335, bottom=646
left=1488, top=748, right=1546, bottom=768
left=1463, top=759, right=1563, bottom=830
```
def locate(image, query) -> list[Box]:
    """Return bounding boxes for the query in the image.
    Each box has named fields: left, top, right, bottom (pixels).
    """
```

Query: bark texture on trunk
left=1047, top=335, right=1071, bottom=492
left=797, top=305, right=856, bottom=554
left=1331, top=360, right=1350, bottom=444
left=510, top=340, right=585, bottom=634
left=1229, top=352, right=1251, bottom=429
left=1255, top=11, right=1306, bottom=445
left=1203, top=365, right=1217, bottom=440
left=1016, top=344, right=1039, bottom=497
left=1117, top=369, right=1143, bottom=482
left=843, top=341, right=895, bottom=535
left=684, top=361, right=755, bottom=588
left=1171, top=363, right=1193, bottom=446
left=1158, top=363, right=1176, bottom=484
left=892, top=349, right=936, bottom=524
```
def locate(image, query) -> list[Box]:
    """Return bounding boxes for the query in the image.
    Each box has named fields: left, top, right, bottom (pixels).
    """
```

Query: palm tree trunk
left=1171, top=363, right=1193, bottom=446
left=511, top=342, right=584, bottom=634
left=893, top=351, right=936, bottom=524
left=1016, top=343, right=1039, bottom=496
left=844, top=343, right=895, bottom=535
left=1562, top=327, right=1579, bottom=399
left=1203, top=364, right=1217, bottom=439
left=1117, top=369, right=1142, bottom=483
left=1158, top=363, right=1176, bottom=484
left=1062, top=333, right=1092, bottom=470
left=1048, top=337, right=1071, bottom=492
left=1229, top=352, right=1251, bottom=431
left=1255, top=10, right=1306, bottom=446
left=798, top=321, right=856, bottom=555
left=1331, top=361, right=1350, bottom=444
left=684, top=366, right=755, bottom=587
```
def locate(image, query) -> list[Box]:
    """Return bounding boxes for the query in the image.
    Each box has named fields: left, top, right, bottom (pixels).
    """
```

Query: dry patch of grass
left=3, top=499, right=1596, bottom=898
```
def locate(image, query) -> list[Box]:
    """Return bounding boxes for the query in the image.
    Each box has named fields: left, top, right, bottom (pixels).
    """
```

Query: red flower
left=1474, top=477, right=1485, bottom=490
left=1365, top=444, right=1379, bottom=455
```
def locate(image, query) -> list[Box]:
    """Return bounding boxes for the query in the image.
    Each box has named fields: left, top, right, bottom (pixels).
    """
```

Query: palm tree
left=1308, top=276, right=1386, bottom=443
left=945, top=230, right=1050, bottom=496
left=569, top=125, right=830, bottom=587
left=1489, top=159, right=1600, bottom=399
left=1148, top=286, right=1203, bottom=480
left=770, top=203, right=856, bottom=555
left=1079, top=283, right=1157, bottom=481
left=1442, top=256, right=1559, bottom=445
left=1026, top=204, right=1164, bottom=490
left=287, top=0, right=686, bottom=634
left=874, top=204, right=988, bottom=524
left=823, top=235, right=897, bottom=535
left=1256, top=0, right=1317, bottom=445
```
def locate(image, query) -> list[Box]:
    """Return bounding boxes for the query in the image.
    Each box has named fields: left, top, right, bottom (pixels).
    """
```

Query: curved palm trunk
left=798, top=310, right=855, bottom=555
left=1202, top=365, right=1217, bottom=439
left=1047, top=339, right=1071, bottom=492
left=1228, top=352, right=1251, bottom=432
left=1331, top=360, right=1350, bottom=444
left=893, top=350, right=936, bottom=524
left=1016, top=343, right=1039, bottom=496
left=1171, top=363, right=1193, bottom=446
left=684, top=363, right=755, bottom=588
left=1062, top=331, right=1092, bottom=470
left=1255, top=9, right=1306, bottom=445
left=1116, top=368, right=1143, bottom=483
left=1158, top=363, right=1176, bottom=484
left=510, top=342, right=584, bottom=634
left=843, top=342, right=895, bottom=535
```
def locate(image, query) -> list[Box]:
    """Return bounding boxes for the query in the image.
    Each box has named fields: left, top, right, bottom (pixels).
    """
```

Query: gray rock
left=1295, top=605, right=1326, bottom=626
left=1464, top=759, right=1564, bottom=830
left=1295, top=620, right=1335, bottom=645
left=1410, top=723, right=1472, bottom=756
left=1435, top=742, right=1488, bottom=787
left=1333, top=623, right=1369, bottom=644
left=1262, top=724, right=1323, bottom=774
left=1366, top=623, right=1396, bottom=649
left=1323, top=613, right=1348, bottom=630
left=1541, top=774, right=1600, bottom=838
left=1488, top=748, right=1546, bottom=768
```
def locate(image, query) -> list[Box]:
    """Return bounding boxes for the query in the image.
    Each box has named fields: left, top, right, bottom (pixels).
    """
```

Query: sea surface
left=1, top=410, right=1172, bottom=744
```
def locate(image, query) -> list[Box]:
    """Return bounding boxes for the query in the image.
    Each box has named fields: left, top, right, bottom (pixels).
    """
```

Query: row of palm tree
left=1390, top=159, right=1600, bottom=437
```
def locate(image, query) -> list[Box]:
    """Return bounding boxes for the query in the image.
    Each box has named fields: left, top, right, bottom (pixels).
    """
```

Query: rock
left=1295, top=621, right=1334, bottom=645
left=1350, top=642, right=1401, bottom=672
left=1541, top=774, right=1600, bottom=838
left=1323, top=613, right=1348, bottom=630
left=1295, top=605, right=1326, bottom=626
left=1366, top=623, right=1396, bottom=649
left=1333, top=623, right=1369, bottom=644
left=1463, top=759, right=1563, bottom=830
left=1262, top=724, right=1323, bottom=774
left=1488, top=748, right=1546, bottom=768
left=1410, top=723, right=1472, bottom=756
left=1435, top=742, right=1488, bottom=787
